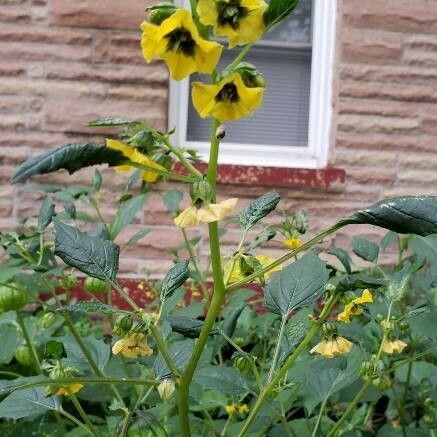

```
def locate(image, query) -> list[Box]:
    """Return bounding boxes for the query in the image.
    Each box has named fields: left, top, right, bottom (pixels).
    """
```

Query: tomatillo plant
left=1, top=1, right=437, bottom=437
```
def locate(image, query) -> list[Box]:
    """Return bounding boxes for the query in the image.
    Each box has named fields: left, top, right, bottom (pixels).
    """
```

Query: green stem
left=312, top=397, right=328, bottom=437
left=60, top=409, right=92, bottom=435
left=128, top=161, right=196, bottom=183
left=161, top=136, right=202, bottom=178
left=326, top=380, right=372, bottom=437
left=266, top=315, right=287, bottom=383
left=226, top=224, right=343, bottom=293
left=237, top=294, right=338, bottom=436
left=63, top=315, right=126, bottom=405
left=149, top=324, right=179, bottom=376
left=177, top=117, right=225, bottom=437
left=69, top=392, right=101, bottom=437
left=16, top=311, right=41, bottom=373
left=225, top=44, right=254, bottom=73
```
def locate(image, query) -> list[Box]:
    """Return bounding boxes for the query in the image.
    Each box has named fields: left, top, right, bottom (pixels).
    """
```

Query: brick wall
left=1, top=0, right=437, bottom=278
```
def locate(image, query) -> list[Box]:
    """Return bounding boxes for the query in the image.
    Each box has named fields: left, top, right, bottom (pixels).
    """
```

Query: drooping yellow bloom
left=224, top=254, right=282, bottom=284
left=382, top=339, right=408, bottom=354
left=141, top=9, right=222, bottom=80
left=338, top=289, right=373, bottom=323
left=112, top=333, right=153, bottom=358
left=226, top=404, right=237, bottom=415
left=157, top=378, right=175, bottom=400
left=310, top=335, right=353, bottom=358
left=283, top=237, right=302, bottom=250
left=237, top=404, right=250, bottom=415
left=54, top=383, right=84, bottom=397
left=174, top=198, right=238, bottom=228
left=106, top=139, right=165, bottom=183
left=197, top=0, right=267, bottom=48
left=192, top=73, right=264, bottom=122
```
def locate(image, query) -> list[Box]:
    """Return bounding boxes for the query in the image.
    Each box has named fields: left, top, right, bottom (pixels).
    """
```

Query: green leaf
left=0, top=324, right=21, bottom=364
left=339, top=196, right=437, bottom=237
left=247, top=227, right=276, bottom=251
left=109, top=194, right=148, bottom=239
left=163, top=189, right=183, bottom=215
left=326, top=247, right=352, bottom=274
left=264, top=252, right=329, bottom=316
left=381, top=231, right=397, bottom=251
left=54, top=220, right=119, bottom=281
left=153, top=340, right=193, bottom=380
left=56, top=301, right=124, bottom=315
left=11, top=143, right=124, bottom=184
left=194, top=366, right=248, bottom=396
left=0, top=387, right=61, bottom=419
left=125, top=411, right=168, bottom=437
left=38, top=197, right=56, bottom=232
left=223, top=305, right=245, bottom=338
left=160, top=260, right=190, bottom=301
left=239, top=191, right=280, bottom=231
left=352, top=236, right=379, bottom=262
left=92, top=168, right=103, bottom=191
left=264, top=0, right=299, bottom=27
left=127, top=229, right=150, bottom=246
left=169, top=316, right=205, bottom=339
left=44, top=340, right=66, bottom=360
left=86, top=117, right=140, bottom=127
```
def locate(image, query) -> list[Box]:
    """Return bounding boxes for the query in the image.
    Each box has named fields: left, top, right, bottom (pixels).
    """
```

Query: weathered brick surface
left=0, top=0, right=436, bottom=278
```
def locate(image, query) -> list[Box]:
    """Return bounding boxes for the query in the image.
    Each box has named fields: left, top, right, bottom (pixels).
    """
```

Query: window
left=169, top=0, right=336, bottom=168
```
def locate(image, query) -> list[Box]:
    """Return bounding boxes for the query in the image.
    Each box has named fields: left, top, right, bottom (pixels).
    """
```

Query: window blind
left=186, top=46, right=312, bottom=147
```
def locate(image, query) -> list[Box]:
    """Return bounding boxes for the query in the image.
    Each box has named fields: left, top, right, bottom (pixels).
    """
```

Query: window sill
left=174, top=163, right=345, bottom=190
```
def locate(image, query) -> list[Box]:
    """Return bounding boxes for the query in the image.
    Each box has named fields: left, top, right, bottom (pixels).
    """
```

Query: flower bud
left=14, top=345, right=34, bottom=367
left=321, top=321, right=338, bottom=337
left=148, top=3, right=177, bottom=25
left=190, top=178, right=213, bottom=204
left=234, top=355, right=251, bottom=373
left=324, top=283, right=337, bottom=294
left=215, top=124, right=226, bottom=140
left=234, top=62, right=265, bottom=88
left=157, top=378, right=175, bottom=400
left=113, top=315, right=134, bottom=337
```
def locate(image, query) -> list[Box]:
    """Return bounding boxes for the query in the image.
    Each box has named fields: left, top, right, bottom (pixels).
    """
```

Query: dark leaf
left=54, top=220, right=119, bottom=281
left=163, top=189, right=183, bottom=215
left=169, top=316, right=211, bottom=338
left=339, top=196, right=437, bottom=237
left=264, top=0, right=299, bottom=27
left=247, top=227, right=276, bottom=251
left=56, top=301, right=123, bottom=315
left=194, top=366, right=248, bottom=396
left=160, top=260, right=190, bottom=301
left=223, top=305, right=245, bottom=338
left=109, top=194, right=148, bottom=239
left=239, top=191, right=280, bottom=231
left=11, top=143, right=124, bottom=184
left=92, top=168, right=103, bottom=191
left=264, top=252, right=329, bottom=316
left=63, top=201, right=76, bottom=219
left=86, top=116, right=140, bottom=127
left=44, top=340, right=66, bottom=360
left=127, top=229, right=150, bottom=245
left=326, top=247, right=352, bottom=274
left=37, top=197, right=55, bottom=232
left=352, top=236, right=379, bottom=263
left=154, top=340, right=193, bottom=380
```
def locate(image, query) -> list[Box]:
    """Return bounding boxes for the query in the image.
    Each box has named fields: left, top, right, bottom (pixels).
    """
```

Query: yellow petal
left=192, top=81, right=221, bottom=119
left=198, top=198, right=238, bottom=223
left=382, top=339, right=407, bottom=354
left=283, top=237, right=302, bottom=250
left=55, top=383, right=84, bottom=396
left=106, top=138, right=135, bottom=160
left=197, top=0, right=219, bottom=26
left=353, top=289, right=373, bottom=305
left=335, top=336, right=353, bottom=354
left=174, top=206, right=201, bottom=228
left=255, top=255, right=282, bottom=279
left=141, top=21, right=160, bottom=62
left=223, top=257, right=244, bottom=284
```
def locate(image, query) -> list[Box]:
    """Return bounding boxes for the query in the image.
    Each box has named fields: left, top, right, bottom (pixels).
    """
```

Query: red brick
left=341, top=29, right=402, bottom=64
left=0, top=6, right=31, bottom=23
left=49, top=0, right=153, bottom=30
left=343, top=0, right=437, bottom=33
left=337, top=114, right=419, bottom=134
left=337, top=98, right=418, bottom=118
left=0, top=96, right=28, bottom=113
left=93, top=32, right=110, bottom=63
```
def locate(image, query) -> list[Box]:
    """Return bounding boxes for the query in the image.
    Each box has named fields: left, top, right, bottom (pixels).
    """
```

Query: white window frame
left=168, top=0, right=337, bottom=169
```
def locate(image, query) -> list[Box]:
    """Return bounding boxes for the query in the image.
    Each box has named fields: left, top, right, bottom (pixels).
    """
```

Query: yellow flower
left=197, top=0, right=267, bottom=48
left=192, top=73, right=264, bottom=122
left=310, top=335, right=353, bottom=358
left=141, top=9, right=222, bottom=80
left=337, top=289, right=373, bottom=323
left=226, top=403, right=249, bottom=416
left=174, top=198, right=238, bottom=228
left=54, top=383, right=84, bottom=397
left=237, top=403, right=250, bottom=415
left=106, top=139, right=165, bottom=183
left=223, top=254, right=281, bottom=284
left=283, top=237, right=302, bottom=250
left=112, top=333, right=153, bottom=358
left=382, top=339, right=407, bottom=354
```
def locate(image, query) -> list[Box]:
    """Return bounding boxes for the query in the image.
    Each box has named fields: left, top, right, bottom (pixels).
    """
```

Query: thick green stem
left=16, top=311, right=41, bottom=373
left=226, top=224, right=343, bottom=293
left=326, top=381, right=371, bottom=437
left=237, top=294, right=338, bottom=436
left=161, top=136, right=202, bottom=178
left=177, top=117, right=225, bottom=436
